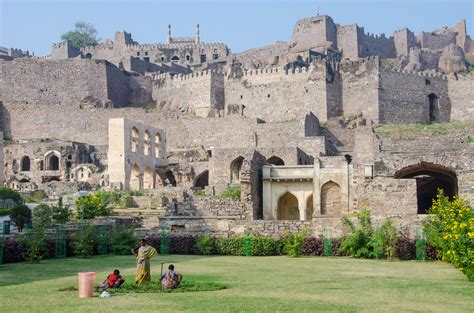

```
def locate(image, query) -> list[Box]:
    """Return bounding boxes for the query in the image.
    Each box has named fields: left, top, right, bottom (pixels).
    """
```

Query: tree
left=52, top=198, right=70, bottom=224
left=32, top=203, right=53, bottom=229
left=61, top=21, right=98, bottom=49
left=10, top=204, right=32, bottom=232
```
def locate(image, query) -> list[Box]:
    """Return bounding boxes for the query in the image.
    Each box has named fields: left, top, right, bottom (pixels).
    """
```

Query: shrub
left=302, top=236, right=324, bottom=256
left=396, top=236, right=415, bottom=260
left=21, top=231, right=50, bottom=263
left=2, top=238, right=27, bottom=263
left=423, top=190, right=473, bottom=281
left=283, top=229, right=309, bottom=257
left=23, top=190, right=47, bottom=203
left=251, top=236, right=284, bottom=256
left=218, top=186, right=241, bottom=200
left=196, top=234, right=214, bottom=255
left=76, top=193, right=112, bottom=219
left=215, top=237, right=243, bottom=256
left=32, top=203, right=53, bottom=229
left=52, top=198, right=70, bottom=224
left=10, top=204, right=32, bottom=232
left=0, top=208, right=13, bottom=216
left=109, top=227, right=138, bottom=255
left=72, top=224, right=96, bottom=257
left=170, top=236, right=197, bottom=255
left=193, top=189, right=206, bottom=197
left=0, top=188, right=22, bottom=203
left=372, top=219, right=397, bottom=259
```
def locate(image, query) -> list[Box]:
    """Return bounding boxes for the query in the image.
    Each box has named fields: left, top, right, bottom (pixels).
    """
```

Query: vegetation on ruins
left=32, top=203, right=53, bottom=229
left=192, top=189, right=206, bottom=197
left=23, top=190, right=47, bottom=203
left=339, top=209, right=397, bottom=259
left=76, top=192, right=112, bottom=219
left=423, top=190, right=473, bottom=281
left=10, top=204, right=31, bottom=232
left=61, top=21, right=98, bottom=49
left=218, top=186, right=241, bottom=200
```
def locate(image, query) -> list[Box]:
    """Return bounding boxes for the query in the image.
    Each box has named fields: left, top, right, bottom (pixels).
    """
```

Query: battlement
left=340, top=55, right=379, bottom=68
left=124, top=42, right=228, bottom=50
left=227, top=59, right=328, bottom=79
left=150, top=69, right=225, bottom=81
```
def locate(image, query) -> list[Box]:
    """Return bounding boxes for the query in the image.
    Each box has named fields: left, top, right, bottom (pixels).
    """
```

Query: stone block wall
left=337, top=25, right=363, bottom=59
left=448, top=73, right=474, bottom=122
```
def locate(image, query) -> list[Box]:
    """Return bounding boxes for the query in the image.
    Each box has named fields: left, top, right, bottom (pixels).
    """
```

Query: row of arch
left=276, top=181, right=342, bottom=220
left=20, top=151, right=60, bottom=172
left=129, top=164, right=177, bottom=191
left=230, top=155, right=285, bottom=184
left=130, top=127, right=163, bottom=158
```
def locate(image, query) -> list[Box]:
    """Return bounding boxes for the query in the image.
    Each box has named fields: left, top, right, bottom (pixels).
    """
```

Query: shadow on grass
left=0, top=254, right=217, bottom=287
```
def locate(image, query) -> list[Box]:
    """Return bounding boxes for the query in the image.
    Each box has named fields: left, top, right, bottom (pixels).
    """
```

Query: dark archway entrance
left=428, top=94, right=439, bottom=123
left=267, top=156, right=285, bottom=166
left=194, top=170, right=209, bottom=189
left=395, top=163, right=457, bottom=214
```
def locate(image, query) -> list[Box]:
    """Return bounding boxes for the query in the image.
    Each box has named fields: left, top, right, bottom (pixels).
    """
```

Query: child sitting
left=98, top=269, right=125, bottom=290
left=160, top=264, right=183, bottom=289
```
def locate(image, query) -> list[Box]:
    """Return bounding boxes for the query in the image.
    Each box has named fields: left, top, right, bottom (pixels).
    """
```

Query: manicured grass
left=0, top=255, right=473, bottom=312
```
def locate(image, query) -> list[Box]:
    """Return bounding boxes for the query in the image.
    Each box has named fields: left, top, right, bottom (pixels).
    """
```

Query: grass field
left=0, top=255, right=473, bottom=312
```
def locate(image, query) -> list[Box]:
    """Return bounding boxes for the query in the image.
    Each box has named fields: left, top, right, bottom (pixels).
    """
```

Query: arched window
left=321, top=181, right=341, bottom=216
left=131, top=127, right=139, bottom=152
left=171, top=55, right=180, bottom=61
left=428, top=94, right=439, bottom=123
left=45, top=152, right=60, bottom=171
left=194, top=170, right=209, bottom=189
left=85, top=53, right=92, bottom=59
left=130, top=164, right=141, bottom=191
left=143, top=130, right=151, bottom=156
left=155, top=133, right=162, bottom=158
left=395, top=163, right=457, bottom=214
left=20, top=156, right=30, bottom=172
left=230, top=156, right=244, bottom=183
left=267, top=156, right=284, bottom=166
left=277, top=192, right=300, bottom=220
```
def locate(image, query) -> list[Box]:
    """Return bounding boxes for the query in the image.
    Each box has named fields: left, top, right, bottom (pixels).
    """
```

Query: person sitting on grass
left=97, top=269, right=125, bottom=290
left=160, top=264, right=183, bottom=289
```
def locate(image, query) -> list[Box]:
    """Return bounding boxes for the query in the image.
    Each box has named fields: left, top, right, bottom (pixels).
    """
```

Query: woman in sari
left=131, top=239, right=157, bottom=285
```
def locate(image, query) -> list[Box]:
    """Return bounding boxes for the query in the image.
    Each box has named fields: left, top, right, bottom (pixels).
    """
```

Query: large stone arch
left=20, top=156, right=30, bottom=172
left=321, top=181, right=341, bottom=216
left=266, top=156, right=285, bottom=166
left=277, top=192, right=300, bottom=220
left=394, top=162, right=458, bottom=214
left=44, top=151, right=60, bottom=171
left=194, top=170, right=209, bottom=189
left=143, top=166, right=154, bottom=189
left=230, top=156, right=244, bottom=183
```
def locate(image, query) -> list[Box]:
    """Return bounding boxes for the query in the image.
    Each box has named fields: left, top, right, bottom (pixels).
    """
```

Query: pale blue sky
left=0, top=0, right=472, bottom=56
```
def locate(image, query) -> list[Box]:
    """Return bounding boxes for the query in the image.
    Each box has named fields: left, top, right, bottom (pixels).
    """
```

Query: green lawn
left=0, top=255, right=473, bottom=312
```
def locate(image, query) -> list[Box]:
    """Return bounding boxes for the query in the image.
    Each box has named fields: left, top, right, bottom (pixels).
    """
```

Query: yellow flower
left=469, top=232, right=474, bottom=239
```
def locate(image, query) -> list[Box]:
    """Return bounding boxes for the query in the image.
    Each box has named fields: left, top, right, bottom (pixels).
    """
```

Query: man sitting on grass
left=160, top=264, right=183, bottom=289
left=97, top=269, right=125, bottom=290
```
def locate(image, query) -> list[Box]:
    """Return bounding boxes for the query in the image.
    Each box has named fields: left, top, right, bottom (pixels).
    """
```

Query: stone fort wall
left=0, top=59, right=130, bottom=107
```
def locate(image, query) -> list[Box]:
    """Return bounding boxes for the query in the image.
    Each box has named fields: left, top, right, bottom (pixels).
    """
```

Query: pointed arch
left=130, top=164, right=141, bottom=191
left=20, top=156, right=30, bottom=172
left=321, top=181, right=341, bottom=216
left=154, top=133, right=162, bottom=158
left=143, top=166, right=154, bottom=189
left=45, top=151, right=60, bottom=171
left=131, top=127, right=139, bottom=152
left=277, top=192, right=300, bottom=220
left=230, top=156, right=244, bottom=183
left=143, top=130, right=151, bottom=156
left=194, top=170, right=209, bottom=189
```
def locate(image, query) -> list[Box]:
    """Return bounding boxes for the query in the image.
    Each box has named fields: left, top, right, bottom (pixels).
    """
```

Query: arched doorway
left=267, top=156, right=285, bottom=166
left=45, top=152, right=60, bottom=171
left=20, top=156, right=30, bottom=172
left=428, top=94, right=439, bottom=123
left=130, top=164, right=141, bottom=191
left=277, top=192, right=300, bottom=220
left=143, top=131, right=151, bottom=156
left=171, top=55, right=180, bottom=62
left=166, top=171, right=177, bottom=187
left=395, top=163, right=457, bottom=214
left=143, top=166, right=154, bottom=189
left=194, top=170, right=209, bottom=189
left=230, top=156, right=244, bottom=184
left=306, top=194, right=313, bottom=221
left=321, top=181, right=341, bottom=215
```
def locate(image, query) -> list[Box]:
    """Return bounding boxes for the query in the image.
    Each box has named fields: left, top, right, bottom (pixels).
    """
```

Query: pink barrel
left=78, top=272, right=96, bottom=298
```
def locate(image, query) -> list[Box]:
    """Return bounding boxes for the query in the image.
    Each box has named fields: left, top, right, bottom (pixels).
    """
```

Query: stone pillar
left=195, top=24, right=200, bottom=45
left=313, top=160, right=322, bottom=215
left=167, top=25, right=171, bottom=44
left=299, top=195, right=306, bottom=221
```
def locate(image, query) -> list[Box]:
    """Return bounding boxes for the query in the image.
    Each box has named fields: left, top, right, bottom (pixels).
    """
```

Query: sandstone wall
left=448, top=73, right=474, bottom=122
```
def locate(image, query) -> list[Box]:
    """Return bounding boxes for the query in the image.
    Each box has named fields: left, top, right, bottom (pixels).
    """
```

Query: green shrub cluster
left=0, top=188, right=22, bottom=203
left=339, top=209, right=397, bottom=259
left=76, top=193, right=112, bottom=219
left=21, top=231, right=50, bottom=263
left=32, top=204, right=53, bottom=229
left=196, top=234, right=214, bottom=255
left=0, top=208, right=13, bottom=216
left=214, top=236, right=284, bottom=256
left=23, top=190, right=47, bottom=203
left=10, top=204, right=32, bottom=232
left=109, top=227, right=138, bottom=255
left=72, top=224, right=96, bottom=257
left=218, top=186, right=241, bottom=200
left=52, top=198, right=70, bottom=224
left=423, top=190, right=473, bottom=281
left=193, top=189, right=206, bottom=197
left=283, top=229, right=309, bottom=257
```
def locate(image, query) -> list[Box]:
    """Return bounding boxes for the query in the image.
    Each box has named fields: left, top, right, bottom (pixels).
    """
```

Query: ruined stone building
left=0, top=15, right=473, bottom=237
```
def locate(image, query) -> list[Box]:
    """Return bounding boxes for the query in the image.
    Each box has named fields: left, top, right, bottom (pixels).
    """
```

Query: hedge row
left=1, top=235, right=438, bottom=264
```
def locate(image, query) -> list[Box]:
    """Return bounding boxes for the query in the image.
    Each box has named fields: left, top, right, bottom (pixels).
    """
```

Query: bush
left=23, top=190, right=47, bottom=203
left=110, top=227, right=138, bottom=255
left=21, top=231, right=50, bottom=263
left=373, top=220, right=397, bottom=259
left=0, top=208, right=13, bottom=216
left=0, top=188, right=22, bottom=203
left=250, top=236, right=284, bottom=256
left=196, top=234, right=214, bottom=255
left=72, top=224, right=96, bottom=257
left=218, top=186, right=241, bottom=200
left=52, top=198, right=70, bottom=224
left=396, top=236, right=415, bottom=260
left=32, top=203, right=53, bottom=229
left=10, top=204, right=32, bottom=232
left=215, top=237, right=243, bottom=256
left=283, top=229, right=309, bottom=257
left=423, top=190, right=473, bottom=281
left=2, top=238, right=27, bottom=263
left=302, top=236, right=324, bottom=256
left=76, top=193, right=112, bottom=220
left=170, top=236, right=197, bottom=254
